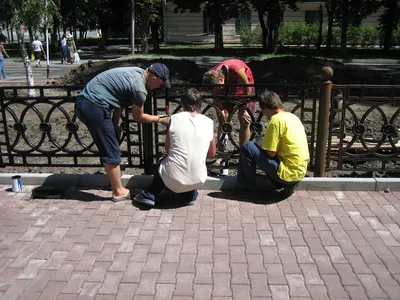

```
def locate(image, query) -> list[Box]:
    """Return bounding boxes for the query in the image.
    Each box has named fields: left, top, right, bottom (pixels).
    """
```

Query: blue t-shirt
left=82, top=67, right=148, bottom=110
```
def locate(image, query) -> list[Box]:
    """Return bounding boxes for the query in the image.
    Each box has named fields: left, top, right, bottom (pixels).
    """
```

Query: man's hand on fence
left=158, top=115, right=170, bottom=127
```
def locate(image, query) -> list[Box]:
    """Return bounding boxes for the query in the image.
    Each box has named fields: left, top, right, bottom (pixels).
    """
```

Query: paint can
left=11, top=175, right=23, bottom=192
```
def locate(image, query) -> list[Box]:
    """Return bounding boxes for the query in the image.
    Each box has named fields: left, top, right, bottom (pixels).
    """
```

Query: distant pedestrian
left=60, top=34, right=67, bottom=63
left=66, top=33, right=77, bottom=64
left=0, top=41, right=9, bottom=79
left=32, top=35, right=46, bottom=67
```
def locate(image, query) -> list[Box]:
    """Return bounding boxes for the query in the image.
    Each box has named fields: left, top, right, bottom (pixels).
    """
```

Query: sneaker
left=133, top=191, right=155, bottom=206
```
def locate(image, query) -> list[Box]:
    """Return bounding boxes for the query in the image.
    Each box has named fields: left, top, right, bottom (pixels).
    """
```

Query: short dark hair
left=259, top=90, right=283, bottom=110
left=181, top=88, right=202, bottom=112
left=202, top=70, right=224, bottom=85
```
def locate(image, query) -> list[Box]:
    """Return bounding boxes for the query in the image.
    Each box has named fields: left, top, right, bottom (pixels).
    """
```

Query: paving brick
left=193, top=284, right=212, bottom=300
left=313, top=254, right=337, bottom=274
left=244, top=238, right=262, bottom=254
left=86, top=261, right=111, bottom=282
left=231, top=263, right=249, bottom=285
left=167, top=231, right=184, bottom=245
left=357, top=274, right=388, bottom=298
left=231, top=284, right=251, bottom=300
left=325, top=246, right=348, bottom=264
left=194, top=263, right=212, bottom=284
left=174, top=273, right=194, bottom=296
left=293, top=246, right=314, bottom=263
left=334, top=264, right=361, bottom=286
left=177, top=253, right=196, bottom=273
left=96, top=243, right=118, bottom=262
left=265, top=264, right=287, bottom=285
left=17, top=259, right=46, bottom=279
left=322, top=274, right=349, bottom=298
left=155, top=283, right=175, bottom=300
left=285, top=274, right=309, bottom=297
left=60, top=272, right=89, bottom=294
left=307, top=285, right=329, bottom=300
left=74, top=253, right=98, bottom=273
left=213, top=254, right=230, bottom=273
left=299, top=264, right=324, bottom=285
left=25, top=270, right=56, bottom=293
left=121, top=261, right=145, bottom=283
left=212, top=273, right=231, bottom=297
left=181, top=237, right=198, bottom=253
left=163, top=245, right=181, bottom=263
left=156, top=263, right=177, bottom=284
left=53, top=261, right=76, bottom=282
left=369, top=263, right=399, bottom=286
left=148, top=237, right=168, bottom=254
left=196, top=246, right=213, bottom=263
left=270, top=285, right=289, bottom=300
left=98, top=272, right=123, bottom=295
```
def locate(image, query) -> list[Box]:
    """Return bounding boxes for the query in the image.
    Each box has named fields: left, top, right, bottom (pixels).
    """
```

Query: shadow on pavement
left=207, top=190, right=288, bottom=205
left=30, top=186, right=111, bottom=202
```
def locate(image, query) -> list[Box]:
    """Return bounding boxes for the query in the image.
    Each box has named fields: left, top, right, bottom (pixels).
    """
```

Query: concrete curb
left=0, top=173, right=399, bottom=191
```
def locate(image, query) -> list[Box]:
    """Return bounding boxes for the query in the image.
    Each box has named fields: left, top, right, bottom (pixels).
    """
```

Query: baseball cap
left=148, top=63, right=171, bottom=88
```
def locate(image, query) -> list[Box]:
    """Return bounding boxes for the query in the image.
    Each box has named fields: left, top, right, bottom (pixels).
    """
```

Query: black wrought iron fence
left=152, top=84, right=318, bottom=172
left=327, top=84, right=400, bottom=172
left=1, top=75, right=399, bottom=176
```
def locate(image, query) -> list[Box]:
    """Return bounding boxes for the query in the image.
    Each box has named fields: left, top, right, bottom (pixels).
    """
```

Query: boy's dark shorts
left=74, top=96, right=121, bottom=165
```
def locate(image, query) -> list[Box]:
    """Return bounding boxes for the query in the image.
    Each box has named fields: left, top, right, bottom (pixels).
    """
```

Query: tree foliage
left=249, top=0, right=298, bottom=51
left=173, top=0, right=246, bottom=49
left=378, top=0, right=400, bottom=51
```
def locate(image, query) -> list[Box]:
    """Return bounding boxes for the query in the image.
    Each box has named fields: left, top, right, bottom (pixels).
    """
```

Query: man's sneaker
left=133, top=191, right=155, bottom=206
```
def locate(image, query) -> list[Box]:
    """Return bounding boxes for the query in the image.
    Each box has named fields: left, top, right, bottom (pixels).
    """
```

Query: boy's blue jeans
left=237, top=141, right=286, bottom=190
left=0, top=57, right=7, bottom=78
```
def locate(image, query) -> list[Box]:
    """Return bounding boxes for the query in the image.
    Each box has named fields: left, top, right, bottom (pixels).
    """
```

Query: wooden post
left=314, top=66, right=333, bottom=177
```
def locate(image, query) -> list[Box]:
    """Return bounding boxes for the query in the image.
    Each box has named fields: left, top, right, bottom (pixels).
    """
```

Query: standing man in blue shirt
left=75, top=63, right=171, bottom=201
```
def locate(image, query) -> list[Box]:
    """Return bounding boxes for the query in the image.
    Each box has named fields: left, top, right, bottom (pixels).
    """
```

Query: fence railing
left=1, top=68, right=399, bottom=176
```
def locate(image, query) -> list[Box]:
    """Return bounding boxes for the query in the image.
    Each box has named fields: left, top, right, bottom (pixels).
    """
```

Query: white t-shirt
left=32, top=40, right=42, bottom=52
left=159, top=111, right=214, bottom=193
left=61, top=38, right=67, bottom=47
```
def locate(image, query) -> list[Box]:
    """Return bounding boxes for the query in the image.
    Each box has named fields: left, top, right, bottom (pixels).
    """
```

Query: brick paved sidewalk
left=0, top=185, right=400, bottom=300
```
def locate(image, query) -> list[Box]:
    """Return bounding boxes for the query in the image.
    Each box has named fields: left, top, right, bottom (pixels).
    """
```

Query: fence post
left=143, top=92, right=154, bottom=175
left=314, top=66, right=333, bottom=177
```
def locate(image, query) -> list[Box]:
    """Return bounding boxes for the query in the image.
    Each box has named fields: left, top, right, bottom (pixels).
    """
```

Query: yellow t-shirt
left=261, top=112, right=309, bottom=182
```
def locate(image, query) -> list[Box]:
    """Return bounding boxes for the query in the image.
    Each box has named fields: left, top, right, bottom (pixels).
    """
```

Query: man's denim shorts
left=74, top=96, right=121, bottom=165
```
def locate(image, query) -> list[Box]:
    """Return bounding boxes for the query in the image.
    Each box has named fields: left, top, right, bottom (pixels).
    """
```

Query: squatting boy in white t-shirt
left=134, top=88, right=216, bottom=206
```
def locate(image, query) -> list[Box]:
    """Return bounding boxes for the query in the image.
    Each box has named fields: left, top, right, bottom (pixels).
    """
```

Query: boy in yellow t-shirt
left=237, top=90, right=309, bottom=197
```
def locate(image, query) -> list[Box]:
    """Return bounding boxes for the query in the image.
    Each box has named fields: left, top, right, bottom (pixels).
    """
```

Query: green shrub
left=279, top=22, right=296, bottom=45
left=240, top=25, right=262, bottom=47
left=359, top=25, right=377, bottom=47
left=348, top=25, right=361, bottom=47
left=392, top=25, right=400, bottom=46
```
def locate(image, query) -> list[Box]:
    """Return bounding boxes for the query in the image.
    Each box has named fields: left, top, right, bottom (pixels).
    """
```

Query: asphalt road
left=1, top=58, right=86, bottom=83
left=2, top=55, right=400, bottom=84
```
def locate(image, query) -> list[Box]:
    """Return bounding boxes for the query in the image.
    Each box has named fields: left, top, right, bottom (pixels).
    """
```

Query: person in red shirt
left=203, top=58, right=255, bottom=115
left=203, top=59, right=255, bottom=166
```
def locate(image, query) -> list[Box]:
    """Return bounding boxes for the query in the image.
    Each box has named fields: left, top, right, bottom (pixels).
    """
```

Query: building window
left=305, top=10, right=321, bottom=24
left=203, top=9, right=214, bottom=35
left=235, top=10, right=251, bottom=35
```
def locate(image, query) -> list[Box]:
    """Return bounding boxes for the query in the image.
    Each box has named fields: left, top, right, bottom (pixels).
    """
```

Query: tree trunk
left=340, top=0, right=349, bottom=56
left=16, top=26, right=35, bottom=97
left=214, top=17, right=224, bottom=49
left=266, top=15, right=274, bottom=52
left=151, top=20, right=160, bottom=52
left=257, top=10, right=268, bottom=50
left=326, top=4, right=333, bottom=50
left=317, top=4, right=323, bottom=50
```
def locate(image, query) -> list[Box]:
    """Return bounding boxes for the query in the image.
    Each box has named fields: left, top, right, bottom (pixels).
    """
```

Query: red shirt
left=211, top=59, right=254, bottom=96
